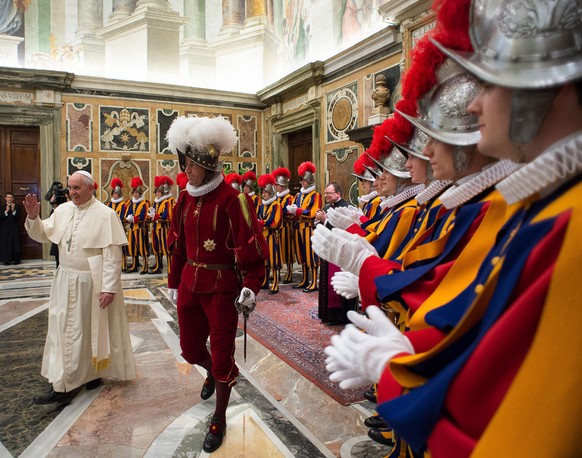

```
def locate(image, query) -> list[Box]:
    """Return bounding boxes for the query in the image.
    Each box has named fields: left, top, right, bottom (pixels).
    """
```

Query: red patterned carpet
left=240, top=285, right=367, bottom=405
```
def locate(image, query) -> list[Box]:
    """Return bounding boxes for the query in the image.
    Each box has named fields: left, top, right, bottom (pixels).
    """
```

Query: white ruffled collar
left=262, top=195, right=277, bottom=205
left=415, top=180, right=453, bottom=205
left=131, top=196, right=145, bottom=204
left=111, top=196, right=124, bottom=204
left=380, top=184, right=425, bottom=210
left=186, top=173, right=223, bottom=197
left=497, top=131, right=582, bottom=205
left=440, top=160, right=522, bottom=209
left=247, top=191, right=255, bottom=197
left=154, top=193, right=172, bottom=203
left=300, top=185, right=316, bottom=194
left=358, top=190, right=378, bottom=204
left=276, top=189, right=290, bottom=197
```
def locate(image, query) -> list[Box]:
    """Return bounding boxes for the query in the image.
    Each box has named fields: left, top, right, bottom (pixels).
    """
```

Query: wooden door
left=287, top=127, right=313, bottom=195
left=0, top=126, right=42, bottom=259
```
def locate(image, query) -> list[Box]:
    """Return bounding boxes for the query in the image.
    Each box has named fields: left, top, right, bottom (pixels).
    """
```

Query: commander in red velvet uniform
left=166, top=116, right=268, bottom=454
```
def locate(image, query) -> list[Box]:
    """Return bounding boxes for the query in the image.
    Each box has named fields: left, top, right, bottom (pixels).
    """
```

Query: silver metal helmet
left=351, top=167, right=377, bottom=182
left=432, top=0, right=582, bottom=89
left=396, top=62, right=481, bottom=146
left=366, top=149, right=411, bottom=179
left=385, top=127, right=430, bottom=161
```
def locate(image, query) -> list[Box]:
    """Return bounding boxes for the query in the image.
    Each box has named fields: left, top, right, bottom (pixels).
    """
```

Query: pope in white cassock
left=24, top=171, right=136, bottom=404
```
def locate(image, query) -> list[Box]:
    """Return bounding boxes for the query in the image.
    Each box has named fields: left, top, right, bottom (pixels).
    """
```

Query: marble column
left=246, top=0, right=266, bottom=17
left=76, top=0, right=102, bottom=36
left=109, top=0, right=137, bottom=21
left=181, top=0, right=215, bottom=88
left=184, top=0, right=205, bottom=41
left=221, top=0, right=245, bottom=34
left=72, top=0, right=105, bottom=76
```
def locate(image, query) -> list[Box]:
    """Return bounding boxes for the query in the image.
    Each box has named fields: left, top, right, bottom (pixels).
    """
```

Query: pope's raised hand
left=23, top=194, right=40, bottom=220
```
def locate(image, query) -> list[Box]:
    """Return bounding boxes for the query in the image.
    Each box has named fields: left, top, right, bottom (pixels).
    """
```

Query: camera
left=45, top=181, right=69, bottom=205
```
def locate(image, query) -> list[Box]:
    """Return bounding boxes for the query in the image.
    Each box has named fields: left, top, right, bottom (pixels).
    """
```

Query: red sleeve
left=358, top=256, right=401, bottom=309
left=167, top=194, right=186, bottom=289
left=227, top=193, right=268, bottom=294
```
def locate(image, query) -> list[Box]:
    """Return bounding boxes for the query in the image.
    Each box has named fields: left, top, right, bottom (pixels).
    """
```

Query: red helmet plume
left=258, top=174, right=275, bottom=188
left=242, top=171, right=257, bottom=184
left=272, top=167, right=291, bottom=186
left=111, top=178, right=123, bottom=189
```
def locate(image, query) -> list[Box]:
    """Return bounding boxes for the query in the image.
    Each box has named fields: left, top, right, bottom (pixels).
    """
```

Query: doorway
left=0, top=126, right=42, bottom=259
left=287, top=127, right=313, bottom=195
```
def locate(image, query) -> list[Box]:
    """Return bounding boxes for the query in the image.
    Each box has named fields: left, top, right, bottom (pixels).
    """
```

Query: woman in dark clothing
left=0, top=192, right=21, bottom=265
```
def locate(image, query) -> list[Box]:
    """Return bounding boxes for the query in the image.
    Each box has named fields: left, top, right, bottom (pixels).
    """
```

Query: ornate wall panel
left=66, top=103, right=92, bottom=152
left=157, top=109, right=179, bottom=154
left=99, top=106, right=150, bottom=152
left=326, top=82, right=358, bottom=144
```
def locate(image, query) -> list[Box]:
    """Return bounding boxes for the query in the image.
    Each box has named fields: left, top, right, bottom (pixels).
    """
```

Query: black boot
left=33, top=387, right=81, bottom=405
left=200, top=372, right=216, bottom=400
left=203, top=416, right=226, bottom=453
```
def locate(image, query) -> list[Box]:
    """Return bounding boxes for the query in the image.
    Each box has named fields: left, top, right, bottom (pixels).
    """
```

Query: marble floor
left=0, top=261, right=391, bottom=458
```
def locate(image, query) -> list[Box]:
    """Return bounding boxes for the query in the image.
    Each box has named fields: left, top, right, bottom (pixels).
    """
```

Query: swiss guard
left=242, top=171, right=261, bottom=212
left=125, top=176, right=150, bottom=274
left=148, top=175, right=175, bottom=274
left=287, top=161, right=322, bottom=292
left=273, top=167, right=295, bottom=283
left=107, top=177, right=128, bottom=271
left=257, top=174, right=282, bottom=294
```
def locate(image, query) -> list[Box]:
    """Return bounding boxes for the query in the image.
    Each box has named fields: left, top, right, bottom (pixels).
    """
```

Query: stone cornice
left=379, top=0, right=433, bottom=24
left=257, top=62, right=326, bottom=105
left=0, top=67, right=74, bottom=91
left=67, top=74, right=264, bottom=109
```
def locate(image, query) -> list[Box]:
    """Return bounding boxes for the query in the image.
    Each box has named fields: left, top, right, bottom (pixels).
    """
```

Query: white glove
left=235, top=287, right=256, bottom=315
left=126, top=214, right=134, bottom=223
left=358, top=190, right=378, bottom=205
left=326, top=207, right=361, bottom=230
left=311, top=226, right=378, bottom=275
left=147, top=207, right=155, bottom=218
left=168, top=288, right=178, bottom=303
left=324, top=306, right=414, bottom=389
left=331, top=271, right=359, bottom=299
left=286, top=204, right=299, bottom=215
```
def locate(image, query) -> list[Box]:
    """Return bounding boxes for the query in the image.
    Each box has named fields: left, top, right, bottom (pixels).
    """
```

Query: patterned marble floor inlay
left=0, top=261, right=388, bottom=457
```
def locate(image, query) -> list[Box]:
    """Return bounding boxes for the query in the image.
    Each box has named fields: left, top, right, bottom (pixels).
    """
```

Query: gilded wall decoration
left=66, top=103, right=92, bottom=152
left=325, top=146, right=358, bottom=207
left=326, top=82, right=358, bottom=143
left=157, top=109, right=179, bottom=154
left=238, top=162, right=257, bottom=175
left=238, top=115, right=257, bottom=157
left=222, top=161, right=233, bottom=173
left=99, top=106, right=150, bottom=152
left=99, top=159, right=151, bottom=202
left=67, top=157, right=92, bottom=177
left=364, top=65, right=401, bottom=116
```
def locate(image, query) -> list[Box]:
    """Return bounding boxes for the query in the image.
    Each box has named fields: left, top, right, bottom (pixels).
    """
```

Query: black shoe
left=368, top=427, right=394, bottom=446
left=364, top=387, right=377, bottom=403
left=148, top=269, right=162, bottom=274
left=364, top=414, right=389, bottom=429
left=303, top=286, right=318, bottom=293
left=292, top=283, right=308, bottom=289
left=85, top=378, right=102, bottom=390
left=33, top=388, right=80, bottom=405
left=281, top=278, right=293, bottom=284
left=269, top=289, right=279, bottom=295
left=203, top=417, right=226, bottom=453
left=200, top=374, right=215, bottom=400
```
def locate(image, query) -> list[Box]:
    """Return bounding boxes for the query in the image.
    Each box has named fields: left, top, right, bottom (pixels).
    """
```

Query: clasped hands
left=324, top=306, right=414, bottom=389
